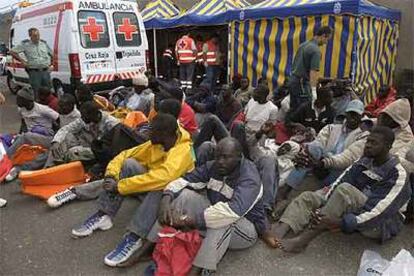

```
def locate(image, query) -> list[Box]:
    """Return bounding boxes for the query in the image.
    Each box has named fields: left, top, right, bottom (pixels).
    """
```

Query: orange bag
left=122, top=111, right=148, bottom=129
left=12, top=144, right=47, bottom=166
left=19, top=161, right=87, bottom=199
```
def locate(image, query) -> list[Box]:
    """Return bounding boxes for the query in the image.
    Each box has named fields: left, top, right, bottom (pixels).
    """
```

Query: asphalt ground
left=0, top=76, right=413, bottom=275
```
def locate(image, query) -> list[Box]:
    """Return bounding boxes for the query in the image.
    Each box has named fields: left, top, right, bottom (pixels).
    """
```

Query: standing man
left=202, top=35, right=221, bottom=93
left=10, top=28, right=53, bottom=100
left=161, top=44, right=175, bottom=81
left=175, top=33, right=197, bottom=91
left=288, top=26, right=333, bottom=110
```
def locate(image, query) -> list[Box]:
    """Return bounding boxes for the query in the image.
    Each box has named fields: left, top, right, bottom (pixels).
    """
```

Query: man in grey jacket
left=45, top=101, right=119, bottom=167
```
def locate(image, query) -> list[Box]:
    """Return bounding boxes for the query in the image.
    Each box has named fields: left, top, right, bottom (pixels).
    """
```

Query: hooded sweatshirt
left=105, top=126, right=195, bottom=195
left=380, top=99, right=414, bottom=172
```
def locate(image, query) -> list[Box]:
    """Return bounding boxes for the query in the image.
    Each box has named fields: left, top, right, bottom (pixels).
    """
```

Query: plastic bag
left=357, top=250, right=390, bottom=276
left=383, top=249, right=414, bottom=276
left=358, top=250, right=414, bottom=276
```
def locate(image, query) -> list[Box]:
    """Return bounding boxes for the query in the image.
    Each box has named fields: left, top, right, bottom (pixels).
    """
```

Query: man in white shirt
left=58, top=94, right=81, bottom=127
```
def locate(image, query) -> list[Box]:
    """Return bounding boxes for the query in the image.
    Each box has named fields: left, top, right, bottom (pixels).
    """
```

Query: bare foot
left=280, top=236, right=308, bottom=253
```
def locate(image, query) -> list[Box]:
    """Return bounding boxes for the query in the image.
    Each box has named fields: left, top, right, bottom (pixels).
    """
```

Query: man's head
left=158, top=99, right=182, bottom=119
left=220, top=85, right=233, bottom=101
left=38, top=87, right=52, bottom=103
left=315, top=26, right=333, bottom=46
left=16, top=87, right=35, bottom=109
left=58, top=94, right=76, bottom=115
left=316, top=86, right=333, bottom=107
left=378, top=98, right=411, bottom=129
left=253, top=85, right=270, bottom=104
left=79, top=101, right=102, bottom=124
left=363, top=126, right=394, bottom=159
left=75, top=85, right=94, bottom=105
left=28, top=28, right=40, bottom=44
left=214, top=137, right=243, bottom=176
left=257, top=77, right=268, bottom=87
left=150, top=113, right=178, bottom=151
left=240, top=78, right=250, bottom=90
left=132, top=74, right=149, bottom=93
left=344, top=99, right=364, bottom=130
left=378, top=85, right=391, bottom=99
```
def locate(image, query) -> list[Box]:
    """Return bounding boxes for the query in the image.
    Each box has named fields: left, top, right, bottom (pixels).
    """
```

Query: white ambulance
left=6, top=0, right=148, bottom=94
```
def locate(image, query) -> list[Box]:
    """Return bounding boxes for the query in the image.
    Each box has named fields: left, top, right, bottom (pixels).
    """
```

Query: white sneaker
left=0, top=198, right=7, bottom=208
left=71, top=213, right=113, bottom=238
left=47, top=187, right=77, bottom=208
left=104, top=233, right=143, bottom=267
left=5, top=167, right=19, bottom=182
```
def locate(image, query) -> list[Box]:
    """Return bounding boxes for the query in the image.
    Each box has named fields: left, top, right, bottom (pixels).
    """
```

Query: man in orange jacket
left=175, top=33, right=197, bottom=90
left=201, top=35, right=222, bottom=93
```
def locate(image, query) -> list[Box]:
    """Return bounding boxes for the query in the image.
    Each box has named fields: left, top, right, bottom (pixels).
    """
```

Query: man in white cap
left=276, top=99, right=370, bottom=208
left=124, top=74, right=152, bottom=117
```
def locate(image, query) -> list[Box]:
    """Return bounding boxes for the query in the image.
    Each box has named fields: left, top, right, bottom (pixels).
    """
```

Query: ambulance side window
left=113, top=12, right=141, bottom=47
left=78, top=11, right=110, bottom=49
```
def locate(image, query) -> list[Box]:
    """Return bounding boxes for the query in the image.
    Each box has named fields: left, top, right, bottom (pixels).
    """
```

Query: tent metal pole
left=227, top=23, right=231, bottom=83
left=153, top=29, right=158, bottom=77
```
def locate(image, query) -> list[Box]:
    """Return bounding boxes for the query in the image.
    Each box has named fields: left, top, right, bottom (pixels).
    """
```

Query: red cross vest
left=196, top=41, right=204, bottom=63
left=176, top=36, right=196, bottom=64
left=205, top=40, right=218, bottom=66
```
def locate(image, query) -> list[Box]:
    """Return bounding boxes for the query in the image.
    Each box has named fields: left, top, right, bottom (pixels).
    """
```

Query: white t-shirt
left=244, top=99, right=278, bottom=132
left=275, top=96, right=290, bottom=122
left=18, top=103, right=59, bottom=133
left=60, top=107, right=81, bottom=127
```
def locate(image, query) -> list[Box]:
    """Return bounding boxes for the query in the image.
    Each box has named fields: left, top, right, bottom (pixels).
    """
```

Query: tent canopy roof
left=235, top=0, right=400, bottom=21
left=144, top=0, right=400, bottom=29
left=141, top=0, right=181, bottom=26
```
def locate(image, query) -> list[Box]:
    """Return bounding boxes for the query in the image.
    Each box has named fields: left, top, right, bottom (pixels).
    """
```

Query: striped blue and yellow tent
left=229, top=0, right=400, bottom=103
left=141, top=0, right=181, bottom=29
left=147, top=0, right=250, bottom=29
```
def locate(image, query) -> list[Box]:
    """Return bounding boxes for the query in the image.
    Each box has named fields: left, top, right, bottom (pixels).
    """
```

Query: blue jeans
left=256, top=156, right=279, bottom=210
left=202, top=65, right=221, bottom=92
left=97, top=158, right=163, bottom=238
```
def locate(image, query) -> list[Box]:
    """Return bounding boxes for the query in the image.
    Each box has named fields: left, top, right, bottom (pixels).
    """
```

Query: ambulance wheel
left=52, top=79, right=65, bottom=98
left=7, top=73, right=20, bottom=94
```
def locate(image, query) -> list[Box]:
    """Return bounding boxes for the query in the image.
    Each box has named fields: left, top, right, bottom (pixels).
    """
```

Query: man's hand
left=102, top=177, right=118, bottom=193
left=158, top=195, right=174, bottom=226
left=48, top=64, right=54, bottom=71
left=294, top=151, right=311, bottom=168
left=310, top=210, right=341, bottom=231
left=170, top=211, right=196, bottom=230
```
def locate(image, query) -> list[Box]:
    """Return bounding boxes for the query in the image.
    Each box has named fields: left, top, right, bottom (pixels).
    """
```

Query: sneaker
left=71, top=212, right=113, bottom=238
left=104, top=233, right=143, bottom=267
left=5, top=167, right=19, bottom=182
left=47, top=187, right=77, bottom=208
left=0, top=198, right=7, bottom=208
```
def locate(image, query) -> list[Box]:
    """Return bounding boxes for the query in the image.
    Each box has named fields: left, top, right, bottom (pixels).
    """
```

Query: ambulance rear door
left=108, top=2, right=147, bottom=80
left=77, top=6, right=117, bottom=84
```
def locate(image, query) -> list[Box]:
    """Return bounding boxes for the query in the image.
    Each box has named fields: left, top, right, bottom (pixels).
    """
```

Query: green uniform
left=12, top=39, right=53, bottom=97
left=288, top=38, right=321, bottom=110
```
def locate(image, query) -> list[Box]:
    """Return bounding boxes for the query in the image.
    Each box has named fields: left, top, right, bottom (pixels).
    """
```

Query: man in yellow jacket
left=71, top=113, right=195, bottom=267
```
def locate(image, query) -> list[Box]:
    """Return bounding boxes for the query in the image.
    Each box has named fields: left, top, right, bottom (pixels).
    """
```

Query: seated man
left=186, top=85, right=217, bottom=127
left=216, top=85, right=242, bottom=127
left=234, top=77, right=253, bottom=107
left=5, top=87, right=59, bottom=181
left=276, top=100, right=369, bottom=206
left=70, top=114, right=195, bottom=268
left=365, top=86, right=397, bottom=118
left=272, top=126, right=411, bottom=252
left=286, top=86, right=334, bottom=133
left=123, top=138, right=273, bottom=273
left=58, top=94, right=81, bottom=127
left=123, top=74, right=152, bottom=116
left=45, top=101, right=119, bottom=167
left=38, top=86, right=58, bottom=111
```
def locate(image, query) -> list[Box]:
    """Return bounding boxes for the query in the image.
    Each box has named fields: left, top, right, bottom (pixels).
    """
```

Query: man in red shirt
left=365, top=86, right=397, bottom=118
left=38, top=87, right=58, bottom=111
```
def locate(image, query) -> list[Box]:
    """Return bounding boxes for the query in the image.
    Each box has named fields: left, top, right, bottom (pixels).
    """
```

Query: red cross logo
left=117, top=18, right=138, bottom=41
left=178, top=39, right=188, bottom=49
left=82, top=17, right=104, bottom=42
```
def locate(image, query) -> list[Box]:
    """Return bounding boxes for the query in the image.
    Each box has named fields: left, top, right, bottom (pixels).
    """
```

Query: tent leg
left=227, top=23, right=231, bottom=84
left=153, top=29, right=158, bottom=78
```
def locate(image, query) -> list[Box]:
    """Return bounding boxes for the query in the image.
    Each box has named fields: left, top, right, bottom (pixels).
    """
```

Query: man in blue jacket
left=272, top=126, right=411, bottom=253
left=151, top=137, right=275, bottom=274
